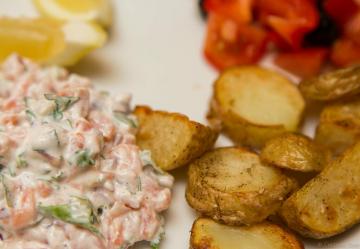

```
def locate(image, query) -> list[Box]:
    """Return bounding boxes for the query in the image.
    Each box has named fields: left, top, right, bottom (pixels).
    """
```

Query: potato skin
left=280, top=141, right=360, bottom=239
left=315, top=99, right=360, bottom=155
left=186, top=147, right=296, bottom=225
left=208, top=66, right=305, bottom=149
left=134, top=106, right=218, bottom=171
left=190, top=218, right=304, bottom=249
left=260, top=133, right=331, bottom=172
left=299, top=65, right=360, bottom=101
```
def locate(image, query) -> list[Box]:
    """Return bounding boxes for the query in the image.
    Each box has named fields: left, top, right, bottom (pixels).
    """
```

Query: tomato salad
left=200, top=0, right=360, bottom=78
left=0, top=55, right=173, bottom=249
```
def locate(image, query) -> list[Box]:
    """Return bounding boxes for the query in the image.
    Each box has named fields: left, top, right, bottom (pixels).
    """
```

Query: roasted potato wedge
left=280, top=141, right=360, bottom=239
left=299, top=65, right=360, bottom=101
left=315, top=99, right=360, bottom=155
left=260, top=133, right=331, bottom=172
left=134, top=106, right=217, bottom=171
left=186, top=147, right=296, bottom=225
left=208, top=66, right=305, bottom=149
left=190, top=218, right=304, bottom=249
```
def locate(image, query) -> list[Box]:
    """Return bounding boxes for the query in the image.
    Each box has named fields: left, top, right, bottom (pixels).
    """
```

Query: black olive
left=304, top=0, right=339, bottom=46
left=199, top=0, right=208, bottom=19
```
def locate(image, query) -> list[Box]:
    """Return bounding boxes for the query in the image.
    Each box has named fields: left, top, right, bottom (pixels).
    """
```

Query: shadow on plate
left=69, top=54, right=114, bottom=78
left=170, top=166, right=188, bottom=182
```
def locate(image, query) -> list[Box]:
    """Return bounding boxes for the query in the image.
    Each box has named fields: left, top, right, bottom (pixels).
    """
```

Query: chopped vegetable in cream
left=0, top=55, right=174, bottom=249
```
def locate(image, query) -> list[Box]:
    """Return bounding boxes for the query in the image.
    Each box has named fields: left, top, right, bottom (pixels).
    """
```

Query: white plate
left=0, top=1, right=360, bottom=248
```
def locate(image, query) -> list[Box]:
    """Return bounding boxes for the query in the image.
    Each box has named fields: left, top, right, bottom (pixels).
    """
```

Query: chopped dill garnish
left=75, top=149, right=95, bottom=168
left=16, top=153, right=28, bottom=168
left=44, top=94, right=79, bottom=120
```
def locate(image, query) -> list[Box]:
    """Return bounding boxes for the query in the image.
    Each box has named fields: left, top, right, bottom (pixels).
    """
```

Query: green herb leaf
left=0, top=174, right=13, bottom=207
left=8, top=167, right=16, bottom=177
left=44, top=94, right=79, bottom=121
left=38, top=197, right=101, bottom=236
left=72, top=196, right=99, bottom=224
left=113, top=112, right=137, bottom=128
left=25, top=109, right=36, bottom=119
left=74, top=149, right=95, bottom=168
left=39, top=204, right=72, bottom=221
left=150, top=243, right=160, bottom=249
left=51, top=171, right=65, bottom=182
left=150, top=230, right=164, bottom=249
left=53, top=129, right=61, bottom=147
left=16, top=153, right=28, bottom=168
left=25, top=109, right=36, bottom=122
left=66, top=119, right=73, bottom=128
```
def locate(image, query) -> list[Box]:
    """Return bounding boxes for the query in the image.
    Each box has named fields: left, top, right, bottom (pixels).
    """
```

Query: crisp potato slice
left=260, top=133, right=331, bottom=172
left=315, top=99, right=360, bottom=155
left=280, top=141, right=360, bottom=239
left=208, top=66, right=305, bottom=149
left=134, top=106, right=217, bottom=171
left=190, top=218, right=304, bottom=249
left=186, top=147, right=296, bottom=225
left=299, top=65, right=360, bottom=101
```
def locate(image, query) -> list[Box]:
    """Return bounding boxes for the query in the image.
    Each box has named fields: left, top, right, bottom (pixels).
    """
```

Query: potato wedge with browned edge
left=134, top=106, right=217, bottom=171
left=186, top=147, right=296, bottom=225
left=208, top=66, right=305, bottom=149
left=315, top=99, right=360, bottom=155
left=299, top=65, right=360, bottom=101
left=280, top=141, right=360, bottom=239
left=261, top=133, right=331, bottom=172
left=190, top=218, right=304, bottom=249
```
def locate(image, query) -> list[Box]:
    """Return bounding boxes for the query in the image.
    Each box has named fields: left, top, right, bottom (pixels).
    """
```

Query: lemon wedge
left=33, top=0, right=112, bottom=27
left=50, top=21, right=107, bottom=66
left=0, top=17, right=107, bottom=66
left=0, top=17, right=65, bottom=63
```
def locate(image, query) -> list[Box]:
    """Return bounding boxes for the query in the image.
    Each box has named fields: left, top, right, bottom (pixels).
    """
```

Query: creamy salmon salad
left=0, top=55, right=174, bottom=249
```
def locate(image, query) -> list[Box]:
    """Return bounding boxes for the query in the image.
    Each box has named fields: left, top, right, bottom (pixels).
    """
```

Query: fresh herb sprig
left=75, top=149, right=95, bottom=169
left=150, top=243, right=160, bottom=249
left=44, top=94, right=79, bottom=120
left=16, top=153, right=28, bottom=168
left=25, top=109, right=36, bottom=123
left=38, top=197, right=100, bottom=236
left=113, top=112, right=137, bottom=128
left=53, top=129, right=61, bottom=147
left=0, top=174, right=12, bottom=207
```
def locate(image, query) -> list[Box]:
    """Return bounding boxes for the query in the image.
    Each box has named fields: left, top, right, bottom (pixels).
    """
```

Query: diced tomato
left=326, top=1, right=360, bottom=67
left=274, top=48, right=328, bottom=78
left=11, top=188, right=36, bottom=229
left=331, top=38, right=360, bottom=67
left=37, top=181, right=53, bottom=198
left=266, top=31, right=292, bottom=50
left=344, top=13, right=360, bottom=44
left=324, top=0, right=359, bottom=28
left=255, top=0, right=319, bottom=49
left=204, top=0, right=254, bottom=23
left=204, top=13, right=268, bottom=70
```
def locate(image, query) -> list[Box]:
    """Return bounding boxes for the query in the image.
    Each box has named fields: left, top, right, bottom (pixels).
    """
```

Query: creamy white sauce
left=0, top=55, right=174, bottom=249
